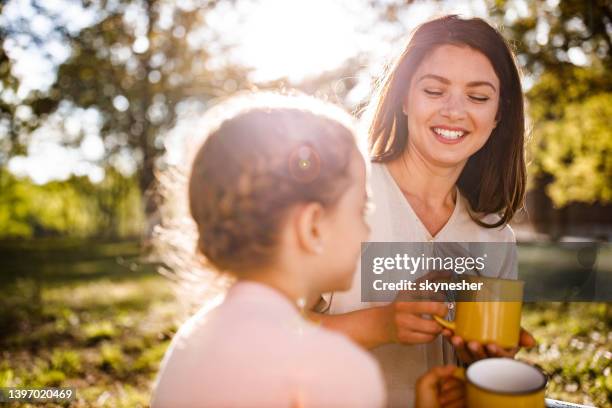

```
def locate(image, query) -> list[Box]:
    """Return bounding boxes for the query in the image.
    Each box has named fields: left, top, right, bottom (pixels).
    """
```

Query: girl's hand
left=438, top=375, right=466, bottom=408
left=415, top=365, right=465, bottom=408
left=442, top=328, right=536, bottom=364
left=384, top=300, right=448, bottom=344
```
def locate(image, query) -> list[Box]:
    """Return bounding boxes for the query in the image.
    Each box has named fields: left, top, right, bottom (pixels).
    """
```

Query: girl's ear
left=294, top=202, right=325, bottom=255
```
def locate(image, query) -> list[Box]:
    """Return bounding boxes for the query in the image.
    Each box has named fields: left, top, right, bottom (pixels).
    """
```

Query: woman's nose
left=439, top=93, right=467, bottom=121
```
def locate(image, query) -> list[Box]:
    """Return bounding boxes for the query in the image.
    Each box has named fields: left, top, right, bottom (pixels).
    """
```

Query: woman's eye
left=469, top=95, right=490, bottom=102
left=424, top=89, right=442, bottom=96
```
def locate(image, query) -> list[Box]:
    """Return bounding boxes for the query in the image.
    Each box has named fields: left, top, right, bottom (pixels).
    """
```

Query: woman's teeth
left=432, top=127, right=466, bottom=140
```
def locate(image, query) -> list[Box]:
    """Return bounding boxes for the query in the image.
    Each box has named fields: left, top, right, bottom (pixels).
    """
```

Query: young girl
left=314, top=15, right=535, bottom=407
left=151, top=93, right=459, bottom=407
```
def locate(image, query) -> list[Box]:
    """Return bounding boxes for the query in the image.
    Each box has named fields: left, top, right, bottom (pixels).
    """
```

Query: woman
left=314, top=15, right=535, bottom=407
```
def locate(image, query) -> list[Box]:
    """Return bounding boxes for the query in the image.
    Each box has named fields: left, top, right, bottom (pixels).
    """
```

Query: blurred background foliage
left=489, top=0, right=612, bottom=208
left=0, top=0, right=609, bottom=241
left=0, top=0, right=610, bottom=406
left=0, top=167, right=143, bottom=237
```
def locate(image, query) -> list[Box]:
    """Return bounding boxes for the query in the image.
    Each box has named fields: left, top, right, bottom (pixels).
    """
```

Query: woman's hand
left=442, top=328, right=536, bottom=364
left=382, top=271, right=451, bottom=345
left=310, top=279, right=449, bottom=349
left=384, top=300, right=448, bottom=345
left=415, top=365, right=465, bottom=408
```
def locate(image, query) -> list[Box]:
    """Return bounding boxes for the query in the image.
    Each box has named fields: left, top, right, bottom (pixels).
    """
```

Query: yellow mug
left=434, top=276, right=524, bottom=349
left=454, top=358, right=547, bottom=408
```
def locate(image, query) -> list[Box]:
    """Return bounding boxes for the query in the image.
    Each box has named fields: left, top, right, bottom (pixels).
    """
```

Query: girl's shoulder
left=311, top=325, right=377, bottom=363
left=300, top=327, right=386, bottom=406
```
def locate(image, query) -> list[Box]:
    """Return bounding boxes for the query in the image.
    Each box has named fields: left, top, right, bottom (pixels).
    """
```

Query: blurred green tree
left=0, top=2, right=21, bottom=162
left=2, top=0, right=249, bottom=217
left=489, top=0, right=612, bottom=207
left=0, top=167, right=143, bottom=238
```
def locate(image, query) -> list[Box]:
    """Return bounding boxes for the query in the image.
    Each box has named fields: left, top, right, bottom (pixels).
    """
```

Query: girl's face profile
left=403, top=44, right=500, bottom=168
left=317, top=149, right=370, bottom=292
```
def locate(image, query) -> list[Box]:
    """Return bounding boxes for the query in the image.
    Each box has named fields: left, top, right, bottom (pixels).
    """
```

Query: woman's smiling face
left=403, top=44, right=500, bottom=168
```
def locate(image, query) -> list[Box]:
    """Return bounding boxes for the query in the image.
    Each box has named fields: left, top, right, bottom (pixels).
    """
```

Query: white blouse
left=152, top=281, right=386, bottom=408
left=324, top=162, right=517, bottom=408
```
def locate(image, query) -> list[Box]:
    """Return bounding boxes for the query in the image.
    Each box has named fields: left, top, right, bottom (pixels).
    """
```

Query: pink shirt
left=152, top=281, right=386, bottom=408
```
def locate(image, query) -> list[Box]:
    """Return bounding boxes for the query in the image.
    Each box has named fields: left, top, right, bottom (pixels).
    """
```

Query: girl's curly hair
left=154, top=92, right=360, bottom=313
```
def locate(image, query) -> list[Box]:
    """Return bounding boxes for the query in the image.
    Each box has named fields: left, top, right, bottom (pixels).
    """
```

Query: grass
left=0, top=239, right=610, bottom=407
left=519, top=302, right=612, bottom=407
left=0, top=239, right=179, bottom=408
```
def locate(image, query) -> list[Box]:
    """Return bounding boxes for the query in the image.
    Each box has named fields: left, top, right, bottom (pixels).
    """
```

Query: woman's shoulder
left=456, top=193, right=516, bottom=243
left=367, top=162, right=404, bottom=217
left=479, top=213, right=516, bottom=242
left=369, top=161, right=387, bottom=182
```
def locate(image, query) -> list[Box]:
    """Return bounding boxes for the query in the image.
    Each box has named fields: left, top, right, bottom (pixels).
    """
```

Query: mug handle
left=433, top=315, right=456, bottom=331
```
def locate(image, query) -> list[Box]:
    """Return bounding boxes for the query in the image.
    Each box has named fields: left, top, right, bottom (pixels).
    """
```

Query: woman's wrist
left=309, top=305, right=397, bottom=349
left=371, top=304, right=397, bottom=347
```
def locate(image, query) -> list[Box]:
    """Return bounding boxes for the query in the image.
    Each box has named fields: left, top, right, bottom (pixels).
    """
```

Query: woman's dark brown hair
left=366, top=15, right=526, bottom=228
left=188, top=93, right=358, bottom=274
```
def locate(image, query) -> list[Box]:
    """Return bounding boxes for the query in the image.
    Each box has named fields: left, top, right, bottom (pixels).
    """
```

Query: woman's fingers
left=396, top=330, right=437, bottom=344
left=390, top=301, right=450, bottom=344
left=448, top=336, right=489, bottom=363
left=446, top=328, right=537, bottom=363
left=447, top=335, right=525, bottom=363
left=485, top=344, right=518, bottom=358
left=467, top=341, right=488, bottom=360
left=396, top=313, right=443, bottom=335
left=482, top=328, right=536, bottom=357
left=394, top=301, right=448, bottom=317
left=449, top=336, right=472, bottom=363
left=519, top=328, right=536, bottom=348
left=441, top=328, right=454, bottom=338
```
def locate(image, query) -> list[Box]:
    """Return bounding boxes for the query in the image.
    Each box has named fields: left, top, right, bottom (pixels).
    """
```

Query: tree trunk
left=139, top=0, right=160, bottom=240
